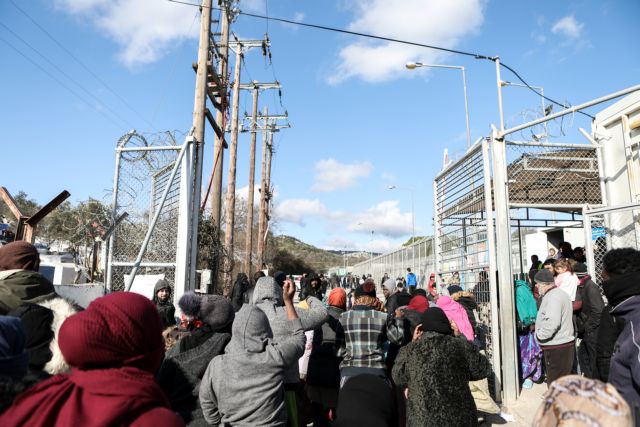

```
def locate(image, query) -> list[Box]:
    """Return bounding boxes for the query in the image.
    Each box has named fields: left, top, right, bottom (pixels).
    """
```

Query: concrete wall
left=55, top=284, right=104, bottom=309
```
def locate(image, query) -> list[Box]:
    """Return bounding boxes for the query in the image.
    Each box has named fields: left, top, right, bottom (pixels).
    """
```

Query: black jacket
left=307, top=305, right=345, bottom=388
left=230, top=273, right=250, bottom=312
left=386, top=290, right=411, bottom=314
left=575, top=275, right=604, bottom=336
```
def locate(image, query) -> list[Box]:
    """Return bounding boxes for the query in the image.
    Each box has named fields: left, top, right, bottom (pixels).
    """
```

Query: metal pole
left=490, top=126, right=519, bottom=403
left=126, top=139, right=191, bottom=291
left=411, top=189, right=415, bottom=242
left=244, top=86, right=259, bottom=275
left=433, top=180, right=441, bottom=287
left=494, top=57, right=506, bottom=132
left=461, top=67, right=471, bottom=148
left=223, top=46, right=243, bottom=294
left=211, top=2, right=231, bottom=228
left=501, top=84, right=640, bottom=138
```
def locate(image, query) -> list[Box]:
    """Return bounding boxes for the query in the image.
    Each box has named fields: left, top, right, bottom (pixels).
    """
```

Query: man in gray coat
left=534, top=269, right=575, bottom=385
left=199, top=280, right=304, bottom=426
left=252, top=276, right=328, bottom=426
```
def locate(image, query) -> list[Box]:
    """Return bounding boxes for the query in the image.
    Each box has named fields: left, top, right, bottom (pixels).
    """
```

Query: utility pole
left=222, top=46, right=243, bottom=295
left=239, top=81, right=280, bottom=276
left=256, top=117, right=290, bottom=270
left=210, top=1, right=231, bottom=228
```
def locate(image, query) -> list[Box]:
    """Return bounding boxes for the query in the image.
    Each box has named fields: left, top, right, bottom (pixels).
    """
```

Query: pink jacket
left=436, top=295, right=474, bottom=341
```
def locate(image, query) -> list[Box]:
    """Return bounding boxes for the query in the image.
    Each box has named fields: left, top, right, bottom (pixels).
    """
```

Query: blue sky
left=1, top=0, right=638, bottom=254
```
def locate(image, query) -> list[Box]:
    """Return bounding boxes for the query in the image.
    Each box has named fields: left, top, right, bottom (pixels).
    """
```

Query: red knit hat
left=407, top=295, right=429, bottom=313
left=59, top=292, right=164, bottom=373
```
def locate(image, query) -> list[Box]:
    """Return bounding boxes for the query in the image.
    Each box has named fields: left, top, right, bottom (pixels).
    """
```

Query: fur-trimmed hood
left=36, top=297, right=77, bottom=375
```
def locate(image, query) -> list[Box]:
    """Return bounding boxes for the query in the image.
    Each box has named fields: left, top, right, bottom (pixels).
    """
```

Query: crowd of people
left=0, top=239, right=639, bottom=425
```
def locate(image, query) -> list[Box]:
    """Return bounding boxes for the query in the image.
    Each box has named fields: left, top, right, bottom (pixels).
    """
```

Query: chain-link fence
left=584, top=204, right=640, bottom=286
left=106, top=131, right=187, bottom=292
left=351, top=238, right=434, bottom=285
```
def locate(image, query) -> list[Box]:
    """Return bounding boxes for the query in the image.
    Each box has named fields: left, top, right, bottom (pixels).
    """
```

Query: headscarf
left=335, top=374, right=396, bottom=427
left=0, top=292, right=179, bottom=427
left=406, top=295, right=429, bottom=313
left=328, top=288, right=347, bottom=310
left=533, top=375, right=632, bottom=427
left=436, top=295, right=475, bottom=341
left=0, top=316, right=28, bottom=381
left=0, top=241, right=40, bottom=272
left=420, top=307, right=453, bottom=336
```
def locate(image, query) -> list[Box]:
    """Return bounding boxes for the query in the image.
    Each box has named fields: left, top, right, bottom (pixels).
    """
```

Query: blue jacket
left=407, top=273, right=417, bottom=286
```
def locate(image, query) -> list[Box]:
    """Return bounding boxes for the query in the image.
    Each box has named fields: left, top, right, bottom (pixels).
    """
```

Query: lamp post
left=406, top=62, right=471, bottom=148
left=500, top=80, right=549, bottom=141
left=388, top=185, right=415, bottom=243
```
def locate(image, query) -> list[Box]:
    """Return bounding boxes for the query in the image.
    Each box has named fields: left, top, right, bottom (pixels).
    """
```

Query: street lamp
left=406, top=61, right=471, bottom=148
left=388, top=185, right=415, bottom=242
left=357, top=222, right=375, bottom=260
left=500, top=80, right=550, bottom=141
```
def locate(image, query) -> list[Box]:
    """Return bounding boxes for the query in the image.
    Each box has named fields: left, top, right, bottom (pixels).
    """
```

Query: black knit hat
left=574, top=262, right=588, bottom=276
left=421, top=307, right=453, bottom=336
left=178, top=292, right=201, bottom=318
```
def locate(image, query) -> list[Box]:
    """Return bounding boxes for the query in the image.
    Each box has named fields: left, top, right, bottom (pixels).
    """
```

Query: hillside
left=271, top=235, right=370, bottom=272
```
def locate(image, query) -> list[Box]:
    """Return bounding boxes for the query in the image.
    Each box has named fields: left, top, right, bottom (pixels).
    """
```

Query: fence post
left=490, top=128, right=519, bottom=404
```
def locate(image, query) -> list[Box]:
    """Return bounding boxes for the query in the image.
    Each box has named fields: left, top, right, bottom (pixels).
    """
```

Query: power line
left=7, top=0, right=158, bottom=130
left=0, top=35, right=126, bottom=130
left=167, top=0, right=594, bottom=119
left=0, top=21, right=136, bottom=129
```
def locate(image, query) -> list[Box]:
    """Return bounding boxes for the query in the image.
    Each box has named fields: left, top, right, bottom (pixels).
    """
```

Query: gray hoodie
left=199, top=305, right=305, bottom=426
left=252, top=276, right=328, bottom=384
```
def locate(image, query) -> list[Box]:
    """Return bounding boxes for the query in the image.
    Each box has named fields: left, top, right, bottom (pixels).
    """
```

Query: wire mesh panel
left=585, top=204, right=640, bottom=286
left=107, top=131, right=186, bottom=292
left=505, top=141, right=602, bottom=207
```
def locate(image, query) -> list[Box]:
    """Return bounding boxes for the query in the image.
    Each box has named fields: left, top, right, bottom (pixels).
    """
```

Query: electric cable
left=168, top=0, right=595, bottom=119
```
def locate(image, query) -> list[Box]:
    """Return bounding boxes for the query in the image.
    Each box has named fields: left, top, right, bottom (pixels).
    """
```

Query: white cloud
left=274, top=198, right=328, bottom=226
left=328, top=0, right=485, bottom=84
left=321, top=237, right=401, bottom=254
left=551, top=15, right=584, bottom=39
left=311, top=158, right=373, bottom=192
left=235, top=185, right=261, bottom=203
left=54, top=0, right=199, bottom=67
left=348, top=200, right=413, bottom=238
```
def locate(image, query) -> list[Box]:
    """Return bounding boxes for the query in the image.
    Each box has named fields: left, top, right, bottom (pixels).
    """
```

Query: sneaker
left=523, top=378, right=533, bottom=389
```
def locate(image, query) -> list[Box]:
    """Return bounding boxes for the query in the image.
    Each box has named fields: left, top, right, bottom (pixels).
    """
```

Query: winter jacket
left=230, top=273, right=250, bottom=312
left=596, top=305, right=624, bottom=382
left=385, top=290, right=411, bottom=314
left=252, top=276, right=327, bottom=384
left=392, top=331, right=491, bottom=427
left=158, top=331, right=230, bottom=426
left=514, top=280, right=537, bottom=327
left=575, top=275, right=604, bottom=337
left=452, top=291, right=479, bottom=332
left=306, top=305, right=344, bottom=388
left=436, top=296, right=474, bottom=341
left=555, top=271, right=579, bottom=301
left=535, top=287, right=574, bottom=347
left=152, top=280, right=175, bottom=329
left=0, top=270, right=56, bottom=314
left=604, top=271, right=640, bottom=418
left=199, top=305, right=305, bottom=426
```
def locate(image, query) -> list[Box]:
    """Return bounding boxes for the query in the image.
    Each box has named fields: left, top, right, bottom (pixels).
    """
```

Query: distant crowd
left=0, top=239, right=638, bottom=426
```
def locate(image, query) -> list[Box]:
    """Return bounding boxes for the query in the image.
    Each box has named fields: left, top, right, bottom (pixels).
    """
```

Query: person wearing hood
left=0, top=241, right=77, bottom=376
left=436, top=295, right=474, bottom=342
left=306, top=288, right=346, bottom=427
left=381, top=278, right=396, bottom=312
left=392, top=307, right=491, bottom=427
left=600, top=248, right=640, bottom=418
left=0, top=292, right=184, bottom=427
left=153, top=279, right=176, bottom=329
left=199, top=280, right=305, bottom=426
left=230, top=273, right=251, bottom=312
left=338, top=280, right=403, bottom=387
left=253, top=276, right=328, bottom=427
left=158, top=295, right=234, bottom=425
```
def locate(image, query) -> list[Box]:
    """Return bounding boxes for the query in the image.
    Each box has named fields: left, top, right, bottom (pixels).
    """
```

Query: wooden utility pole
left=256, top=106, right=269, bottom=271
left=210, top=2, right=231, bottom=229
left=222, top=46, right=243, bottom=294
left=243, top=86, right=259, bottom=276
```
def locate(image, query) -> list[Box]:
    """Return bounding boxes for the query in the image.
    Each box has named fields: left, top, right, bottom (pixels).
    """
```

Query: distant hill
left=271, top=235, right=370, bottom=272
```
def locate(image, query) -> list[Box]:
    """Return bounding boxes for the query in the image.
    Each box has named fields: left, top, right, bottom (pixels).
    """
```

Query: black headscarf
left=335, top=374, right=397, bottom=427
left=421, top=307, right=453, bottom=336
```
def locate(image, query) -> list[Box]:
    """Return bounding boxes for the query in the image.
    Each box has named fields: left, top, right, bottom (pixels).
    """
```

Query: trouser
left=577, top=331, right=599, bottom=379
left=542, top=343, right=575, bottom=386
